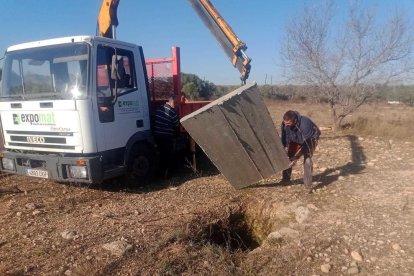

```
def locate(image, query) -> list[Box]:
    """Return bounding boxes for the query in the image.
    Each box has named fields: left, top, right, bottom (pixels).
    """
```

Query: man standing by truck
left=280, top=110, right=321, bottom=192
left=153, top=95, right=180, bottom=177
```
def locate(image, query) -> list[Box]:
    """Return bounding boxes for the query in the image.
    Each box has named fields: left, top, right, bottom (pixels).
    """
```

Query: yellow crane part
left=98, top=0, right=120, bottom=38
left=189, top=0, right=251, bottom=83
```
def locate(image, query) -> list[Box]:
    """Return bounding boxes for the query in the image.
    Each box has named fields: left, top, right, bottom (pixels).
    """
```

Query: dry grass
left=265, top=100, right=414, bottom=140
left=342, top=103, right=414, bottom=140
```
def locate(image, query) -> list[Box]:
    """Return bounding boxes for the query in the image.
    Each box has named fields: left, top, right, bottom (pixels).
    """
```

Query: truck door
left=94, top=44, right=148, bottom=151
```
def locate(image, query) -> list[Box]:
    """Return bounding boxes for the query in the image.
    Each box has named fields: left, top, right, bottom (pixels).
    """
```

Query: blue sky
left=1, top=0, right=413, bottom=85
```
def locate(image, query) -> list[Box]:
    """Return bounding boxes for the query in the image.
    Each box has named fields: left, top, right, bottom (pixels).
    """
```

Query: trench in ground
left=190, top=202, right=275, bottom=252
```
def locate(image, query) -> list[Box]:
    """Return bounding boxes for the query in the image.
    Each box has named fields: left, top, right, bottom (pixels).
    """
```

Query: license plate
left=26, top=168, right=49, bottom=178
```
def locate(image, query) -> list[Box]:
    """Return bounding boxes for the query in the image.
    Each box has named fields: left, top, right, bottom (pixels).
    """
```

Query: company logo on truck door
left=13, top=113, right=56, bottom=126
left=118, top=100, right=140, bottom=114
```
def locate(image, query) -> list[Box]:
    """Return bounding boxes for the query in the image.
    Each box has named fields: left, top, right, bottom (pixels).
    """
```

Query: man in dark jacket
left=281, top=110, right=321, bottom=191
left=153, top=95, right=179, bottom=177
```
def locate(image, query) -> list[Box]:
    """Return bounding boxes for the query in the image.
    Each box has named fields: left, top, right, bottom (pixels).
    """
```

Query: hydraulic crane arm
left=188, top=0, right=251, bottom=83
left=97, top=0, right=251, bottom=83
left=97, top=0, right=120, bottom=38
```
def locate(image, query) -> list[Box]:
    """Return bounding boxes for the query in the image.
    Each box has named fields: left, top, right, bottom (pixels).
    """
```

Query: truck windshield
left=0, top=43, right=89, bottom=101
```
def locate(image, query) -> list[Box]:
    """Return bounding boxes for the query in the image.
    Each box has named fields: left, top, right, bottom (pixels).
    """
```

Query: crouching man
left=280, top=110, right=321, bottom=192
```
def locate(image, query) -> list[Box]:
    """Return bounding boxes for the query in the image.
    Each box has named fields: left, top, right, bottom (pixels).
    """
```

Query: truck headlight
left=68, top=165, right=88, bottom=179
left=1, top=158, right=15, bottom=171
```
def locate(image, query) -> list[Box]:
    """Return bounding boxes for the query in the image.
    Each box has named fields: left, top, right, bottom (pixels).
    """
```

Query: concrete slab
left=180, top=82, right=290, bottom=188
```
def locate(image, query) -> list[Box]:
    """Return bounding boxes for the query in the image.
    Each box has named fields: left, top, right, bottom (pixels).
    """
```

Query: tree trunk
left=330, top=102, right=338, bottom=132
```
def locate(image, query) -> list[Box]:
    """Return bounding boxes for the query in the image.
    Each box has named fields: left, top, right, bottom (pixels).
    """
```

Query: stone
left=347, top=267, right=359, bottom=274
left=392, top=243, right=401, bottom=251
left=25, top=203, right=37, bottom=210
left=307, top=204, right=319, bottom=211
left=318, top=167, right=328, bottom=173
left=321, top=263, right=331, bottom=273
left=351, top=251, right=363, bottom=262
left=61, top=230, right=77, bottom=240
left=102, top=240, right=132, bottom=257
left=295, top=206, right=310, bottom=224
left=267, top=227, right=300, bottom=240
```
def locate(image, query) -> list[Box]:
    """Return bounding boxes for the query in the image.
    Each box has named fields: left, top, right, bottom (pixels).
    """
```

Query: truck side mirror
left=111, top=54, right=125, bottom=81
left=110, top=54, right=125, bottom=105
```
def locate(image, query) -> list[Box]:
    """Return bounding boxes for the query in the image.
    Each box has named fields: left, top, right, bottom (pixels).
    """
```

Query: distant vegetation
left=181, top=73, right=243, bottom=100
left=181, top=73, right=216, bottom=100
left=185, top=77, right=414, bottom=108
left=257, top=85, right=414, bottom=107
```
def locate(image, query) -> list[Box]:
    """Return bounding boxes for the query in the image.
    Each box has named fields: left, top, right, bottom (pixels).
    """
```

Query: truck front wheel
left=128, top=145, right=158, bottom=185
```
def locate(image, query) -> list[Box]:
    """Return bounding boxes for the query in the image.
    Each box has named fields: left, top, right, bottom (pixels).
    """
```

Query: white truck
left=0, top=36, right=159, bottom=183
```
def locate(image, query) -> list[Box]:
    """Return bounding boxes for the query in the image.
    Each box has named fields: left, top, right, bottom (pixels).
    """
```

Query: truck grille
left=6, top=130, right=76, bottom=150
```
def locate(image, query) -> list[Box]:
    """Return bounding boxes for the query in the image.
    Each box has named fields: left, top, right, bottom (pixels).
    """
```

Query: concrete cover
left=180, top=82, right=290, bottom=189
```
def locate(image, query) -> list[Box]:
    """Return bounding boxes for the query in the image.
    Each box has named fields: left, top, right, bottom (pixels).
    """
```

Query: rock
left=350, top=261, right=358, bottom=267
left=61, top=230, right=77, bottom=240
left=392, top=243, right=401, bottom=251
left=307, top=204, right=319, bottom=211
left=321, top=263, right=331, bottom=273
left=295, top=206, right=310, bottom=224
left=25, top=203, right=37, bottom=210
left=267, top=227, right=300, bottom=240
left=351, top=251, right=363, bottom=262
left=318, top=167, right=328, bottom=173
left=32, top=210, right=41, bottom=216
left=102, top=240, right=132, bottom=257
left=347, top=266, right=359, bottom=274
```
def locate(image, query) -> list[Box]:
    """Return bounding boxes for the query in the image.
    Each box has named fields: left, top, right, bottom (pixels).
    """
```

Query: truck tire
left=128, top=144, right=158, bottom=185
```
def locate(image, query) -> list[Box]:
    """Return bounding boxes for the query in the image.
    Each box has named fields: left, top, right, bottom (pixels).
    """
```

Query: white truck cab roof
left=6, top=35, right=139, bottom=52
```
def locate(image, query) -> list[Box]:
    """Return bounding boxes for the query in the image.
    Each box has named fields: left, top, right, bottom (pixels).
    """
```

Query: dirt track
left=0, top=130, right=413, bottom=275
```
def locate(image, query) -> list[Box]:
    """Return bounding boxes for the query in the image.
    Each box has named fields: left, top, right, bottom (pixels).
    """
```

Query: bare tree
left=281, top=1, right=414, bottom=129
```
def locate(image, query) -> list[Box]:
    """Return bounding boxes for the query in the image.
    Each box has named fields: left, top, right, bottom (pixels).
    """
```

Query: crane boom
left=188, top=0, right=251, bottom=83
left=97, top=0, right=251, bottom=83
left=97, top=0, right=120, bottom=38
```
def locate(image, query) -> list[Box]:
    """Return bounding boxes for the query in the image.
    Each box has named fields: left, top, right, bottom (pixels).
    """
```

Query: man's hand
left=100, top=106, right=109, bottom=112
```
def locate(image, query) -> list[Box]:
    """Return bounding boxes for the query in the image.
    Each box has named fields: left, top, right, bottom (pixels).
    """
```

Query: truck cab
left=0, top=36, right=155, bottom=183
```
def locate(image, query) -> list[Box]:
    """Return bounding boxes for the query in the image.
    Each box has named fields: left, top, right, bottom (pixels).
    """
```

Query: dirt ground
left=0, top=105, right=413, bottom=275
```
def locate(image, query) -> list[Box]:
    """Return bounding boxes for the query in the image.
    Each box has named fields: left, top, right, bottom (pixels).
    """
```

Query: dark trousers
left=155, top=135, right=176, bottom=177
left=282, top=138, right=318, bottom=185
